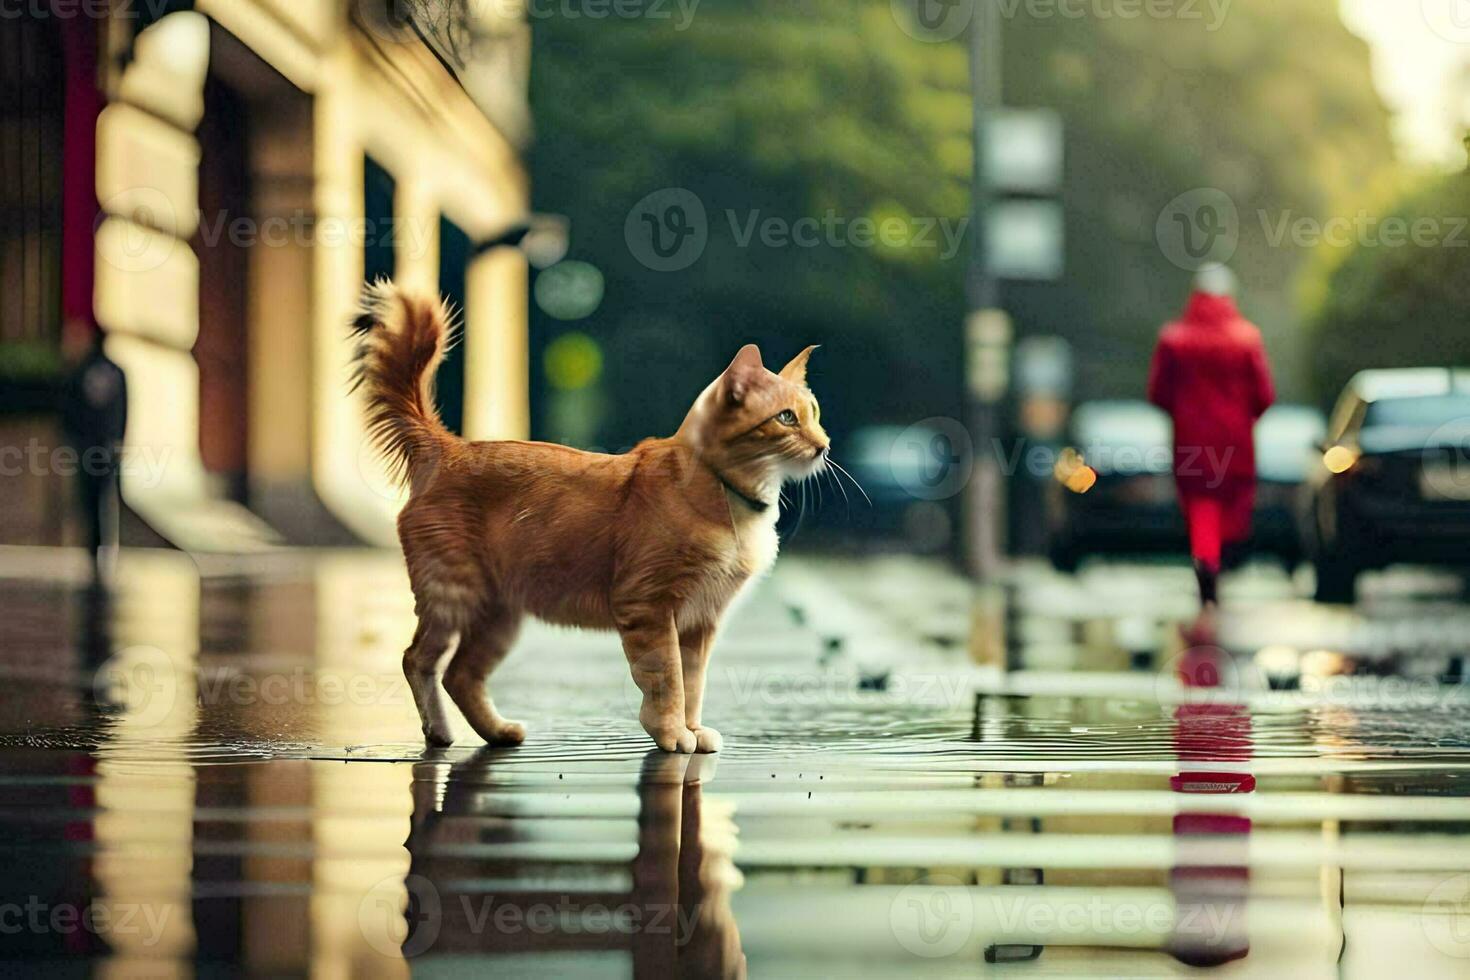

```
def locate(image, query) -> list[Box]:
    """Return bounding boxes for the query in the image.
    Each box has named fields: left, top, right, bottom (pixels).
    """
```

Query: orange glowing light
left=1066, top=465, right=1097, bottom=494
left=1053, top=448, right=1097, bottom=493
left=1323, top=445, right=1359, bottom=474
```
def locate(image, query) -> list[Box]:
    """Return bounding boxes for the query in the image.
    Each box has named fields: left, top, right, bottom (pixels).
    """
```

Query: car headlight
left=1053, top=448, right=1097, bottom=494
left=1322, top=445, right=1359, bottom=474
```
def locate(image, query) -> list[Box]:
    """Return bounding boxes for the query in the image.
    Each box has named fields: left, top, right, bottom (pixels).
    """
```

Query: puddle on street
left=2, top=548, right=1470, bottom=976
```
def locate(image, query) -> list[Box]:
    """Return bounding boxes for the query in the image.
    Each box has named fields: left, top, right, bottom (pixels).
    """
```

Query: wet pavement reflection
left=2, top=546, right=1470, bottom=976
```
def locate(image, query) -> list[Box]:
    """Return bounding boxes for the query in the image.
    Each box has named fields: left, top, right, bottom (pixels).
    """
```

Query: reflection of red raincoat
left=1147, top=292, right=1275, bottom=492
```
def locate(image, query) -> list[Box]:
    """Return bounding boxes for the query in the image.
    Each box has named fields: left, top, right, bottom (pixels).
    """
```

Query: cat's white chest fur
left=734, top=507, right=781, bottom=577
left=676, top=503, right=779, bottom=633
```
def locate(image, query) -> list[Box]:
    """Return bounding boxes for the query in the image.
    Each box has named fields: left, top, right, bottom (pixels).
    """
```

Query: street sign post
left=963, top=0, right=1065, bottom=691
left=964, top=5, right=1065, bottom=585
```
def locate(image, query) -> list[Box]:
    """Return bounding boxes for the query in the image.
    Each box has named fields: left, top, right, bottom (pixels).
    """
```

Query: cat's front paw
left=692, top=726, right=723, bottom=753
left=639, top=703, right=697, bottom=753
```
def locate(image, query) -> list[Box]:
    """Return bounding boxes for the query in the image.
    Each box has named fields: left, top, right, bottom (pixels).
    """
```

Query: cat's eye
left=776, top=409, right=799, bottom=426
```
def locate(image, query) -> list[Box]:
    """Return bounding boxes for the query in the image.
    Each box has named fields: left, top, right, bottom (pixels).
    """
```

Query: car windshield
left=1364, top=395, right=1470, bottom=430
left=1071, top=402, right=1172, bottom=474
left=1073, top=404, right=1169, bottom=449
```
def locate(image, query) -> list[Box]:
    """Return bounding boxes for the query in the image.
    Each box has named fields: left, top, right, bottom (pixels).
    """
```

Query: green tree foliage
left=530, top=1, right=972, bottom=444
left=1305, top=171, right=1470, bottom=405
left=527, top=0, right=1393, bottom=446
left=1002, top=0, right=1395, bottom=401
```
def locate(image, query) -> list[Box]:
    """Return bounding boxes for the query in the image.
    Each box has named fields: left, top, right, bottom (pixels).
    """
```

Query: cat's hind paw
left=484, top=720, right=527, bottom=746
left=692, top=726, right=723, bottom=753
left=424, top=725, right=456, bottom=748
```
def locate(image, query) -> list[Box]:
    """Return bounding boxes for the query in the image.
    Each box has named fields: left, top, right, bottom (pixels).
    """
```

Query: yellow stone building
left=3, top=0, right=531, bottom=550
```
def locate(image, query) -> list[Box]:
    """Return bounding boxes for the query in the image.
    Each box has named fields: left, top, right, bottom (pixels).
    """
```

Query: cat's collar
left=714, top=471, right=772, bottom=514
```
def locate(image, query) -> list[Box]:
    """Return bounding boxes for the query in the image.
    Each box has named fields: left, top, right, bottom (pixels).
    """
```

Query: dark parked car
left=799, top=423, right=956, bottom=553
left=1046, top=401, right=1177, bottom=571
left=1301, top=368, right=1470, bottom=604
left=1253, top=404, right=1329, bottom=570
left=1047, top=400, right=1324, bottom=571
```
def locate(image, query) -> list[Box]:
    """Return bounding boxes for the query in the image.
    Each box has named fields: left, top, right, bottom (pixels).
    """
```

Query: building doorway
left=195, top=75, right=253, bottom=503
left=193, top=24, right=319, bottom=538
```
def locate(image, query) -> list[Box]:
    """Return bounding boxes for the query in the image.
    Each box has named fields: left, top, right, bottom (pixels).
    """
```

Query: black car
left=1047, top=400, right=1324, bottom=572
left=1252, top=404, right=1329, bottom=571
left=798, top=423, right=957, bottom=554
left=1301, top=369, right=1470, bottom=604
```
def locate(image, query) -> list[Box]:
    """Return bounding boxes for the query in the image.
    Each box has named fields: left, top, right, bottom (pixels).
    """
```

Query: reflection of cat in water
left=631, top=752, right=746, bottom=979
left=402, top=749, right=746, bottom=977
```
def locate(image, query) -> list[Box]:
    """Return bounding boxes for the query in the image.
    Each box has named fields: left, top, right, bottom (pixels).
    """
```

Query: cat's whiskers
left=825, top=462, right=851, bottom=516
left=788, top=475, right=808, bottom=539
left=828, top=458, right=873, bottom=508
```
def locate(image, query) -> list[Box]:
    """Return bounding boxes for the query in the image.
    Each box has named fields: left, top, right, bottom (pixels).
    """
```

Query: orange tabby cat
left=351, top=281, right=828, bottom=752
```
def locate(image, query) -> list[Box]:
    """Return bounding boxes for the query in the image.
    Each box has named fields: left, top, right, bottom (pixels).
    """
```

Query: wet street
left=2, top=546, right=1470, bottom=977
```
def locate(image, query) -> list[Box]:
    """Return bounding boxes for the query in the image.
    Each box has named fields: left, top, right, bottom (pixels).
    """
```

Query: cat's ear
left=721, top=344, right=764, bottom=406
left=779, top=345, right=819, bottom=387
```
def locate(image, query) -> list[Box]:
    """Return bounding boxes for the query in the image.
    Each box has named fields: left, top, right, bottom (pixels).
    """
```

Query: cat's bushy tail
left=349, top=279, right=458, bottom=486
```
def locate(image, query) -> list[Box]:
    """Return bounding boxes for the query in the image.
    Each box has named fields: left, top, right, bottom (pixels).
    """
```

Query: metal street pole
left=963, top=0, right=1013, bottom=670
left=964, top=0, right=1008, bottom=584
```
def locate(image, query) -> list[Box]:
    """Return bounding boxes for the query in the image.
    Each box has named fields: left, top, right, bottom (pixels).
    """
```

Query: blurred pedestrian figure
left=1147, top=265, right=1274, bottom=625
left=61, top=328, right=127, bottom=586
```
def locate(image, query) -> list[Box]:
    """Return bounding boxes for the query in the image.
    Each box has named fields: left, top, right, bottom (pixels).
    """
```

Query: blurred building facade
left=1, top=0, right=531, bottom=550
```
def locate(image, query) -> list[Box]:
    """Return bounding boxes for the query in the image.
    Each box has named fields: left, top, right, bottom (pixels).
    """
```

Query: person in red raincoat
left=1147, top=265, right=1275, bottom=612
